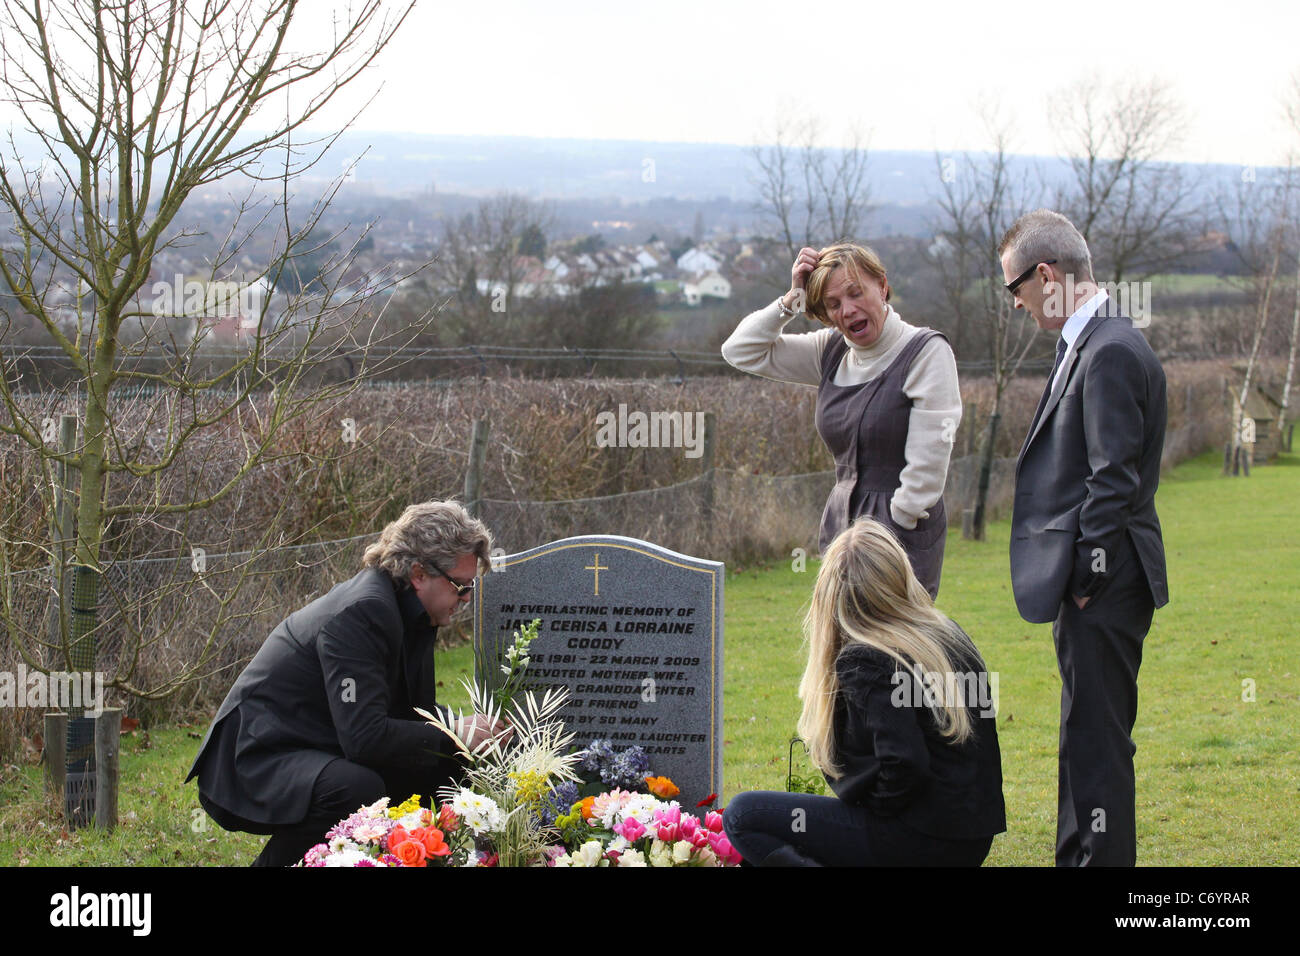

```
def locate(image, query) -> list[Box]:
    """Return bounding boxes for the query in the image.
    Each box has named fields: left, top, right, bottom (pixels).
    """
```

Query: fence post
left=700, top=412, right=716, bottom=531
left=44, top=711, right=67, bottom=801
left=464, top=418, right=490, bottom=518
left=94, top=707, right=121, bottom=831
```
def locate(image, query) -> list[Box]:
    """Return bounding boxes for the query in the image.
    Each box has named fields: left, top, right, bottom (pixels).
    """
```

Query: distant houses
left=454, top=238, right=739, bottom=306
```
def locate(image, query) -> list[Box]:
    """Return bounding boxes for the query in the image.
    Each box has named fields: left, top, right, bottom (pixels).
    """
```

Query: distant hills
left=2, top=128, right=1277, bottom=241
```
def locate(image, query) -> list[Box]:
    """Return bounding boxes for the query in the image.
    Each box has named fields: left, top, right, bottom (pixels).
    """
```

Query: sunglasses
left=1005, top=259, right=1057, bottom=296
left=429, top=565, right=476, bottom=597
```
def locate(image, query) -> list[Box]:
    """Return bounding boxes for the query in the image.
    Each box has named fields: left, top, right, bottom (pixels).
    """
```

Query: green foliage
left=517, top=224, right=547, bottom=259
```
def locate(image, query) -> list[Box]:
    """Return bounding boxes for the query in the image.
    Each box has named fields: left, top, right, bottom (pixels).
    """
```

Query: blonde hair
left=362, top=500, right=493, bottom=586
left=805, top=242, right=891, bottom=327
left=797, top=519, right=982, bottom=779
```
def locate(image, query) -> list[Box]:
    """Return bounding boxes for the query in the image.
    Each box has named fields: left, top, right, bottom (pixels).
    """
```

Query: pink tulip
left=705, top=811, right=724, bottom=833
left=679, top=815, right=700, bottom=840
left=656, top=822, right=679, bottom=843
left=654, top=806, right=681, bottom=827
left=616, top=817, right=646, bottom=842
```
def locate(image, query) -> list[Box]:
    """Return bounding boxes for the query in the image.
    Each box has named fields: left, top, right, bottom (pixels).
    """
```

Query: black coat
left=186, top=568, right=457, bottom=825
left=826, top=638, right=1006, bottom=841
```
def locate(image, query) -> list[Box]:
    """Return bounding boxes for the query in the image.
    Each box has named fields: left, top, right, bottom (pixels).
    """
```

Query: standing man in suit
left=998, top=209, right=1168, bottom=866
left=187, top=500, right=508, bottom=866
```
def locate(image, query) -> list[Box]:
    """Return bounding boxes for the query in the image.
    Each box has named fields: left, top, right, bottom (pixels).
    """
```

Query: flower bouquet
left=301, top=621, right=742, bottom=867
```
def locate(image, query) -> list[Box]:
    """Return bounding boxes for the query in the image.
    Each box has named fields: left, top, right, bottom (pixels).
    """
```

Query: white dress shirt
left=1052, top=290, right=1110, bottom=394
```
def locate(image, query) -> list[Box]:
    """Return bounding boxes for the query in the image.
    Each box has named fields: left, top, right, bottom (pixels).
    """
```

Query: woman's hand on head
left=784, top=246, right=821, bottom=312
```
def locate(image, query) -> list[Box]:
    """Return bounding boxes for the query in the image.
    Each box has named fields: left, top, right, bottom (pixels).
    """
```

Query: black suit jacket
left=1010, top=305, right=1169, bottom=623
left=826, top=639, right=1007, bottom=841
left=186, top=568, right=457, bottom=824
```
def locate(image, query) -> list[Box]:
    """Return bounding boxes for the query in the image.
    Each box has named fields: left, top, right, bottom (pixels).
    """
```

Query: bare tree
left=1212, top=163, right=1297, bottom=474
left=751, top=116, right=873, bottom=271
left=0, top=0, right=417, bottom=721
left=425, top=193, right=553, bottom=341
left=929, top=104, right=1043, bottom=540
left=1278, top=72, right=1300, bottom=453
left=1051, top=77, right=1205, bottom=282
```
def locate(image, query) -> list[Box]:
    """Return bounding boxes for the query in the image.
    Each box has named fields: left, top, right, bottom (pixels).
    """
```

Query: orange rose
left=387, top=825, right=428, bottom=867
left=578, top=796, right=596, bottom=821
left=391, top=838, right=428, bottom=867
left=645, top=775, right=680, bottom=799
left=413, top=826, right=452, bottom=858
left=387, top=825, right=411, bottom=852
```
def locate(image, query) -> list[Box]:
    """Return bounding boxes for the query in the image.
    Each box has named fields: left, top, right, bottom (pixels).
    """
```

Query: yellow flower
left=387, top=794, right=424, bottom=820
left=509, top=770, right=549, bottom=806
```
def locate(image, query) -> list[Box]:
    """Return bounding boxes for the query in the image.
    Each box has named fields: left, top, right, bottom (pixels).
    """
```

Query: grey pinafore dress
left=814, top=329, right=948, bottom=599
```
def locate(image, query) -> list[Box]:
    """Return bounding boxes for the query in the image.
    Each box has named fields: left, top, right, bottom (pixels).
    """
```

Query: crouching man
left=186, top=500, right=507, bottom=866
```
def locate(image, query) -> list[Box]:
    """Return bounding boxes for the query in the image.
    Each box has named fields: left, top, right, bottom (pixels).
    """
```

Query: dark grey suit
left=1011, top=300, right=1167, bottom=866
left=186, top=567, right=459, bottom=863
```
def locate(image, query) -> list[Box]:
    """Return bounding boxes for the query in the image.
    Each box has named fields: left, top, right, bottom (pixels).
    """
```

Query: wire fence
left=6, top=342, right=1079, bottom=396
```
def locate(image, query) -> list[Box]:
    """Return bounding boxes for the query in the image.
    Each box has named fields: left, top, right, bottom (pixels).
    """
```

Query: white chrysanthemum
left=451, top=789, right=504, bottom=835
left=328, top=837, right=353, bottom=854
left=324, top=847, right=376, bottom=867
left=620, top=793, right=664, bottom=826
left=396, top=810, right=428, bottom=830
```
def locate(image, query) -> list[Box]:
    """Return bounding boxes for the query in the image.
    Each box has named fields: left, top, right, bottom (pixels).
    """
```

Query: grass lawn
left=2, top=450, right=1295, bottom=866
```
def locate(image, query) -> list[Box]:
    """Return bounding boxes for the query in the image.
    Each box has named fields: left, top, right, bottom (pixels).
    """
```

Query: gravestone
left=473, top=534, right=724, bottom=805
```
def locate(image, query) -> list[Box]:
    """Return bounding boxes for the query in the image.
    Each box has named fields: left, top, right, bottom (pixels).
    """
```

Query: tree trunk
left=965, top=385, right=1005, bottom=542
left=1279, top=248, right=1300, bottom=452
left=1226, top=238, right=1281, bottom=475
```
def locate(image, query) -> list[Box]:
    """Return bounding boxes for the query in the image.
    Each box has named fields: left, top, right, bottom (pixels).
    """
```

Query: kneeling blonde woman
left=723, top=519, right=1006, bottom=866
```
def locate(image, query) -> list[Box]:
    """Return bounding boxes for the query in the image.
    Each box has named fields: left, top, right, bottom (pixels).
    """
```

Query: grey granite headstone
left=473, top=534, right=724, bottom=805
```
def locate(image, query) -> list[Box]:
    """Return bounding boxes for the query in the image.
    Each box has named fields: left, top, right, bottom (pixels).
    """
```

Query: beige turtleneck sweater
left=720, top=298, right=961, bottom=529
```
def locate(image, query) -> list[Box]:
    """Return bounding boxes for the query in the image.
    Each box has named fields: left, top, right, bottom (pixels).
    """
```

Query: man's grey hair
left=997, top=209, right=1094, bottom=284
left=362, top=500, right=493, bottom=586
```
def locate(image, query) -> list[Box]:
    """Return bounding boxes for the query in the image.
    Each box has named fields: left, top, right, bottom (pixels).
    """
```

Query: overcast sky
left=286, top=0, right=1300, bottom=167
left=2, top=1, right=1296, bottom=168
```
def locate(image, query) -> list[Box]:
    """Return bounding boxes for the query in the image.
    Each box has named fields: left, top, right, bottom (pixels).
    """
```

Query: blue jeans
left=723, top=790, right=993, bottom=866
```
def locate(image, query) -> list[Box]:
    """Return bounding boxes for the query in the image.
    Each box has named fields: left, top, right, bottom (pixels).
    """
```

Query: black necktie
left=1028, top=336, right=1069, bottom=437
left=1049, top=335, right=1068, bottom=384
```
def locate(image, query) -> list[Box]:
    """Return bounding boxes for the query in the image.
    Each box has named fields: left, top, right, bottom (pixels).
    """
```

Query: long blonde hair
left=797, top=519, right=982, bottom=779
